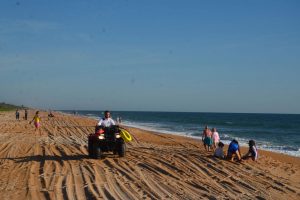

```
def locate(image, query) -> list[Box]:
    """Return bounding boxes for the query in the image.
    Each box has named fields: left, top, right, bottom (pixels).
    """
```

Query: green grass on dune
left=0, top=103, right=25, bottom=111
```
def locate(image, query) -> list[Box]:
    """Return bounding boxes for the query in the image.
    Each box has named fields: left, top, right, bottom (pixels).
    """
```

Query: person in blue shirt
left=227, top=139, right=242, bottom=161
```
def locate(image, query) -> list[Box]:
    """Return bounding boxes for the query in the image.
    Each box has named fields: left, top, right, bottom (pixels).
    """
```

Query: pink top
left=203, top=129, right=212, bottom=137
left=212, top=131, right=220, bottom=142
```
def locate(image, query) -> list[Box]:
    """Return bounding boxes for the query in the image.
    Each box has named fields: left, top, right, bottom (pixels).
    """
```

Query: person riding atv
left=88, top=111, right=126, bottom=159
left=97, top=110, right=115, bottom=127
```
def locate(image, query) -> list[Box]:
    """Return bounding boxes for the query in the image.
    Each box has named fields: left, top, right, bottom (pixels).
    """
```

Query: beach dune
left=0, top=111, right=299, bottom=199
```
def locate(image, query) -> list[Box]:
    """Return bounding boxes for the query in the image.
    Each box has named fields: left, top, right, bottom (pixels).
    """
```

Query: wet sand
left=0, top=111, right=299, bottom=199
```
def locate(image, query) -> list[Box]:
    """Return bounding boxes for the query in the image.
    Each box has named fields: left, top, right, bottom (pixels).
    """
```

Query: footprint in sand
left=256, top=196, right=266, bottom=200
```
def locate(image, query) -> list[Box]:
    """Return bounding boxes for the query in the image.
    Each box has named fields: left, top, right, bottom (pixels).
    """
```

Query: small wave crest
left=122, top=121, right=190, bottom=136
left=260, top=145, right=300, bottom=157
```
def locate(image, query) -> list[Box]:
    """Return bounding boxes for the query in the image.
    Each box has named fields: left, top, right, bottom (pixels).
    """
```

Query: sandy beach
left=0, top=110, right=299, bottom=200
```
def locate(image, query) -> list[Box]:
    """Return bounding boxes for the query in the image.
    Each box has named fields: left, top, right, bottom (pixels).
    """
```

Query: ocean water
left=61, top=110, right=300, bottom=157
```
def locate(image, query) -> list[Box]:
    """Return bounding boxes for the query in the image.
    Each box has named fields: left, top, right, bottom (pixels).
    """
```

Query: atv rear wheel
left=118, top=142, right=126, bottom=157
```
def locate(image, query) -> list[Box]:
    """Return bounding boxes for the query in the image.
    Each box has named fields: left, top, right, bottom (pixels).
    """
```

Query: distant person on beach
left=242, top=140, right=258, bottom=161
left=212, top=128, right=220, bottom=149
left=15, top=109, right=20, bottom=120
left=116, top=116, right=122, bottom=124
left=24, top=109, right=28, bottom=120
left=48, top=111, right=54, bottom=118
left=214, top=142, right=225, bottom=158
left=202, top=125, right=213, bottom=151
left=97, top=111, right=116, bottom=127
left=29, top=111, right=42, bottom=135
left=227, top=139, right=242, bottom=161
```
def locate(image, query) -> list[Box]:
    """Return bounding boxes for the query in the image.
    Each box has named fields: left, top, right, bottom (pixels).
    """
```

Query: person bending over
left=227, top=139, right=242, bottom=161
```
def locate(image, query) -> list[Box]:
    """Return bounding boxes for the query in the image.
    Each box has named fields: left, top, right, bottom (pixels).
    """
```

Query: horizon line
left=57, top=109, right=300, bottom=115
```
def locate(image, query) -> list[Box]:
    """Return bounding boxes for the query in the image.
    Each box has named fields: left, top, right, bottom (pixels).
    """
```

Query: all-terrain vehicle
left=88, top=125, right=126, bottom=159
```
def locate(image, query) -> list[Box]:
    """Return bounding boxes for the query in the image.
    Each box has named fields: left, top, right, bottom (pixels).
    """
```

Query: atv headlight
left=116, top=134, right=121, bottom=138
left=98, top=135, right=105, bottom=140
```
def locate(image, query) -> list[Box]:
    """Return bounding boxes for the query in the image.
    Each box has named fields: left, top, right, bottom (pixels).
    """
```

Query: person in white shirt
left=214, top=142, right=225, bottom=159
left=97, top=111, right=116, bottom=127
left=212, top=128, right=220, bottom=149
left=242, top=140, right=258, bottom=161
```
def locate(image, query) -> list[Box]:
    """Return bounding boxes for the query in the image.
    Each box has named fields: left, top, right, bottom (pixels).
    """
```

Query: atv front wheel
left=92, top=142, right=102, bottom=159
left=88, top=139, right=93, bottom=158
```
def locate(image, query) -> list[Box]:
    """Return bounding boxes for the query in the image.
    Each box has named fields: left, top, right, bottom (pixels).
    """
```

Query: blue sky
left=0, top=0, right=299, bottom=113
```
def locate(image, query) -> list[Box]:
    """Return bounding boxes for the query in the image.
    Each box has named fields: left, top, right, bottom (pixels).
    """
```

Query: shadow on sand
left=3, top=154, right=90, bottom=163
left=2, top=153, right=120, bottom=163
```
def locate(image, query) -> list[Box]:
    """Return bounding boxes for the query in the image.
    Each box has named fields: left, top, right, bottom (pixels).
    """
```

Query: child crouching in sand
left=227, top=139, right=242, bottom=162
left=242, top=140, right=258, bottom=161
left=214, top=142, right=225, bottom=159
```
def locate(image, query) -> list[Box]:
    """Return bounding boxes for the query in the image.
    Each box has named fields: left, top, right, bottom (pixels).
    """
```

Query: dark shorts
left=204, top=137, right=213, bottom=146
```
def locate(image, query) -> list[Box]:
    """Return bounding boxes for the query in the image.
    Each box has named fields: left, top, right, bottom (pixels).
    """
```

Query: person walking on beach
left=24, top=109, right=28, bottom=120
left=116, top=116, right=122, bottom=124
left=202, top=125, right=213, bottom=151
left=48, top=111, right=54, bottom=118
left=15, top=109, right=20, bottom=120
left=29, top=111, right=42, bottom=135
left=212, top=128, right=220, bottom=149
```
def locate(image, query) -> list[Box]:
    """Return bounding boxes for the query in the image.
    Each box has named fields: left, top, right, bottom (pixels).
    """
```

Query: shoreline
left=130, top=123, right=300, bottom=159
left=61, top=110, right=300, bottom=158
left=120, top=122, right=300, bottom=158
left=75, top=112, right=300, bottom=159
left=121, top=124, right=300, bottom=165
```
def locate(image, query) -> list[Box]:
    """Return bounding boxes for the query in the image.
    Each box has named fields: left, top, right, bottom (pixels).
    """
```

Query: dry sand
left=0, top=110, right=299, bottom=200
